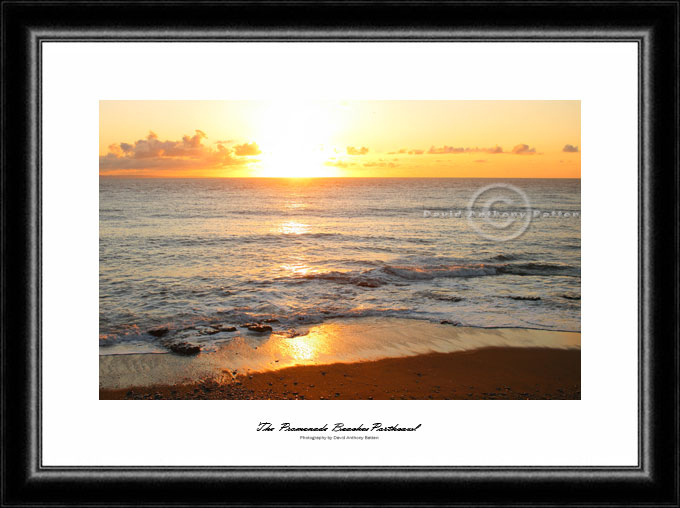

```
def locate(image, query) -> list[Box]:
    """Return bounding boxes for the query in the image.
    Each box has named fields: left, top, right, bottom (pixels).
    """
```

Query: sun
left=258, top=148, right=338, bottom=178
left=251, top=101, right=346, bottom=177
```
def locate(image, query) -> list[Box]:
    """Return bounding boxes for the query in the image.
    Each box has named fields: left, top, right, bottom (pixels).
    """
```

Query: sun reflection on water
left=279, top=263, right=312, bottom=276
left=276, top=325, right=340, bottom=364
left=278, top=221, right=310, bottom=235
left=288, top=337, right=316, bottom=361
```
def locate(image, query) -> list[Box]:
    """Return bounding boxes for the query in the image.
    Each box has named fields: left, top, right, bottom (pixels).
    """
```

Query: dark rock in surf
left=508, top=296, right=541, bottom=301
left=493, top=254, right=516, bottom=261
left=440, top=320, right=461, bottom=326
left=248, top=324, right=273, bottom=333
left=209, top=324, right=236, bottom=332
left=355, top=280, right=382, bottom=288
left=276, top=329, right=307, bottom=339
left=439, top=295, right=464, bottom=302
left=147, top=326, right=169, bottom=338
left=167, top=342, right=201, bottom=356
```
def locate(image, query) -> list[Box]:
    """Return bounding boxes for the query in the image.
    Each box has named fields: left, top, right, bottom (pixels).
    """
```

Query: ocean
left=99, top=178, right=580, bottom=355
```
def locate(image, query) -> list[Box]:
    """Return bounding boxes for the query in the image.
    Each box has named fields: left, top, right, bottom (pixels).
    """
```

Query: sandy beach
left=100, top=347, right=580, bottom=400
left=100, top=318, right=580, bottom=400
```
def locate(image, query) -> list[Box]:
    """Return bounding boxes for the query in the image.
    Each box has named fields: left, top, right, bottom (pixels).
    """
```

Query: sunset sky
left=99, top=101, right=580, bottom=178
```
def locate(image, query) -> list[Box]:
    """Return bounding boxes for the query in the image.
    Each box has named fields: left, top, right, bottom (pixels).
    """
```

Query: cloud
left=427, top=145, right=506, bottom=155
left=362, top=160, right=398, bottom=168
left=347, top=146, right=369, bottom=155
left=389, top=144, right=535, bottom=156
left=562, top=144, right=579, bottom=153
left=183, top=130, right=206, bottom=148
left=324, top=159, right=356, bottom=168
left=428, top=145, right=468, bottom=154
left=474, top=159, right=487, bottom=163
left=100, top=130, right=252, bottom=173
left=384, top=148, right=425, bottom=154
left=233, top=141, right=261, bottom=156
left=511, top=144, right=536, bottom=155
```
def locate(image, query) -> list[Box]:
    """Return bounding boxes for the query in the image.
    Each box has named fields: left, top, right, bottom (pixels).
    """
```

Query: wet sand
left=100, top=347, right=580, bottom=400
left=99, top=318, right=580, bottom=390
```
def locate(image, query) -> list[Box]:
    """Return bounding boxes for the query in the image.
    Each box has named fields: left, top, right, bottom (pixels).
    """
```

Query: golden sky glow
left=100, top=100, right=580, bottom=178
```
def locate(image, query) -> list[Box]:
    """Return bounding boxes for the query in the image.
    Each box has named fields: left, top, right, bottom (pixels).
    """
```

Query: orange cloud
left=363, top=160, right=398, bottom=168
left=100, top=130, right=252, bottom=173
left=427, top=145, right=506, bottom=155
left=233, top=141, right=261, bottom=156
left=324, top=159, right=356, bottom=168
left=428, top=145, right=468, bottom=154
left=511, top=144, right=536, bottom=155
left=347, top=146, right=369, bottom=155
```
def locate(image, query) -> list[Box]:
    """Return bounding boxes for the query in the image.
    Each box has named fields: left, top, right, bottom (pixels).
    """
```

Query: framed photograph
left=2, top=1, right=678, bottom=505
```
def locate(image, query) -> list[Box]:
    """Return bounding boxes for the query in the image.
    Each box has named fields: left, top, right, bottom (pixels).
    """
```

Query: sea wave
left=99, top=306, right=419, bottom=347
left=381, top=264, right=499, bottom=280
left=294, top=271, right=386, bottom=288
left=501, top=262, right=579, bottom=277
left=275, top=261, right=578, bottom=289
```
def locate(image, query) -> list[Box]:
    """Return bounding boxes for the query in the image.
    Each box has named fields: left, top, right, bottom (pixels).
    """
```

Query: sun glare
left=252, top=102, right=345, bottom=177
left=278, top=221, right=310, bottom=235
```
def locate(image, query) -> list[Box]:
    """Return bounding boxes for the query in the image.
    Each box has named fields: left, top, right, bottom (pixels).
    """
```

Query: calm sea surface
left=100, top=178, right=580, bottom=354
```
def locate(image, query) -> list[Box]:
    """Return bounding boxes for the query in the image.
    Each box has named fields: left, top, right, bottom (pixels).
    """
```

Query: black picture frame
left=2, top=1, right=678, bottom=506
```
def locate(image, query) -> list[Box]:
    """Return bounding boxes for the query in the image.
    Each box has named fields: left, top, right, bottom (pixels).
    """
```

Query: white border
left=42, top=42, right=638, bottom=466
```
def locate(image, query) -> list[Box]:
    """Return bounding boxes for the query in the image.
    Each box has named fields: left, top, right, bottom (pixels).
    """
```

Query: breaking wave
left=283, top=261, right=579, bottom=288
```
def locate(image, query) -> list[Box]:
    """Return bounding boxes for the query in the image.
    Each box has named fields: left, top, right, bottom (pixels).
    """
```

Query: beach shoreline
left=100, top=346, right=580, bottom=400
left=99, top=317, right=580, bottom=393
